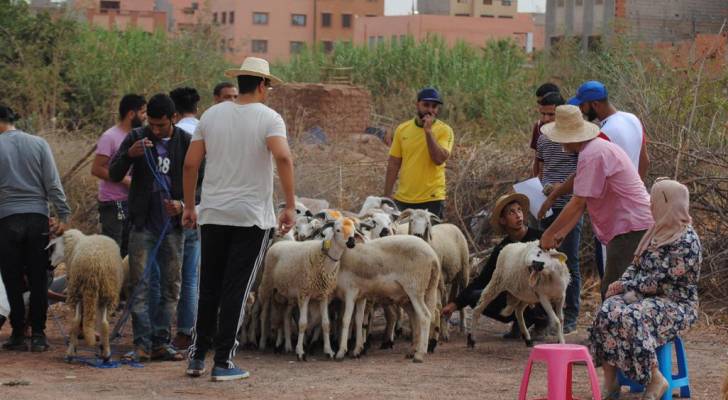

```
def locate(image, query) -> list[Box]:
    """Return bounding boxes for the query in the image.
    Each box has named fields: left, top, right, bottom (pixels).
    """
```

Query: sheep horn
left=313, top=211, right=328, bottom=221
left=380, top=197, right=399, bottom=211
left=429, top=213, right=442, bottom=224
left=359, top=221, right=375, bottom=230
left=396, top=209, right=413, bottom=223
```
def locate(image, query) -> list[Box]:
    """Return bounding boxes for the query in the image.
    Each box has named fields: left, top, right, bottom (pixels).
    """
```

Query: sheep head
left=360, top=209, right=397, bottom=238
left=524, top=243, right=568, bottom=288
left=294, top=215, right=322, bottom=241
left=45, top=229, right=83, bottom=269
left=321, top=218, right=358, bottom=250
left=404, top=209, right=440, bottom=242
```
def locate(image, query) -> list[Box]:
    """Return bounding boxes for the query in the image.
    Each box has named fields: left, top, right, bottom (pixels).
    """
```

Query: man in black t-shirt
left=442, top=193, right=548, bottom=339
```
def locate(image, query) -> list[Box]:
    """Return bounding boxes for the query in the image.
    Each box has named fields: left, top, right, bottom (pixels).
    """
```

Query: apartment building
left=545, top=0, right=728, bottom=49
left=62, top=0, right=166, bottom=32
left=418, top=0, right=518, bottom=19
left=211, top=0, right=384, bottom=63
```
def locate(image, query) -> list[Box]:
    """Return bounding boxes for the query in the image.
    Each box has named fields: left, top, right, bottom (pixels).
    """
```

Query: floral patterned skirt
left=588, top=295, right=697, bottom=385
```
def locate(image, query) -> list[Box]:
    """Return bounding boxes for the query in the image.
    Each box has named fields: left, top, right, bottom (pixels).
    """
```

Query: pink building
left=68, top=0, right=167, bottom=32
left=353, top=14, right=545, bottom=53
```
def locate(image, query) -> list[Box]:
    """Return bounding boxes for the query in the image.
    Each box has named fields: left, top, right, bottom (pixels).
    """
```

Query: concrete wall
left=353, top=14, right=545, bottom=52
left=624, top=0, right=728, bottom=43
left=417, top=0, right=451, bottom=15
left=419, top=0, right=517, bottom=18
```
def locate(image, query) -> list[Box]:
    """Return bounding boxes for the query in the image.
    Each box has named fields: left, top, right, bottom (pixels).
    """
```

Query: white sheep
left=258, top=218, right=358, bottom=361
left=359, top=208, right=398, bottom=238
left=358, top=196, right=399, bottom=216
left=334, top=235, right=441, bottom=363
left=468, top=240, right=570, bottom=347
left=397, top=209, right=471, bottom=343
left=47, top=229, right=123, bottom=362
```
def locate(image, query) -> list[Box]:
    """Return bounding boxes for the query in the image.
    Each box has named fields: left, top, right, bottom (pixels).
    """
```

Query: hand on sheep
left=278, top=207, right=296, bottom=235
left=182, top=206, right=197, bottom=229
left=49, top=217, right=66, bottom=237
left=163, top=199, right=183, bottom=217
left=539, top=231, right=562, bottom=250
left=605, top=281, right=625, bottom=299
left=441, top=302, right=457, bottom=318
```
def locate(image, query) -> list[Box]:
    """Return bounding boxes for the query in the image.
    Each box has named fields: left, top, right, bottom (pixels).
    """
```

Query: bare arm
left=537, top=173, right=575, bottom=219
left=638, top=143, right=650, bottom=181
left=540, top=195, right=587, bottom=249
left=267, top=136, right=295, bottom=209
left=384, top=156, right=402, bottom=198
left=183, top=141, right=205, bottom=210
left=92, top=154, right=130, bottom=188
left=424, top=128, right=450, bottom=166
left=532, top=155, right=542, bottom=178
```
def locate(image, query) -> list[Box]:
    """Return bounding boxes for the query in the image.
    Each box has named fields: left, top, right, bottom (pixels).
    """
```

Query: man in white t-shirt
left=568, top=80, right=649, bottom=179
left=182, top=57, right=296, bottom=381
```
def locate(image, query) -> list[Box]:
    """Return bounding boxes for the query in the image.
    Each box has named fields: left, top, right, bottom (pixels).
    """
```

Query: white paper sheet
left=513, top=178, right=553, bottom=219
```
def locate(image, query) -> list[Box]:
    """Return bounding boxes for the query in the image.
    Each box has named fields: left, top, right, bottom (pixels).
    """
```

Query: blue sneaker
left=186, top=359, right=206, bottom=377
left=210, top=364, right=250, bottom=382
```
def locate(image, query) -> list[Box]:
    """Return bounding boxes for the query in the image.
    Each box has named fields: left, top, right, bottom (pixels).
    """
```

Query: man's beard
left=584, top=106, right=598, bottom=122
left=131, top=115, right=143, bottom=128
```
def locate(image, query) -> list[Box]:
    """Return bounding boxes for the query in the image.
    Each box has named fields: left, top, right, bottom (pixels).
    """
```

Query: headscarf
left=634, top=179, right=692, bottom=257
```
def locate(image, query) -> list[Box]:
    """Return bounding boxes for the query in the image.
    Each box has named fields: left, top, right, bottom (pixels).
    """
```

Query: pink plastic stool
left=519, top=344, right=602, bottom=400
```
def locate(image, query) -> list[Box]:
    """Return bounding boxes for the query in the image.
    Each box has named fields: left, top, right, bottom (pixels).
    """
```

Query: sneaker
left=151, top=344, right=184, bottom=361
left=2, top=333, right=28, bottom=351
left=30, top=334, right=49, bottom=352
left=186, top=359, right=206, bottom=377
left=121, top=346, right=151, bottom=363
left=210, top=364, right=250, bottom=382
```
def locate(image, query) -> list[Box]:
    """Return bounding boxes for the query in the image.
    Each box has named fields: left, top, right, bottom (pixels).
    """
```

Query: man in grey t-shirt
left=0, top=105, right=70, bottom=352
left=182, top=57, right=296, bottom=381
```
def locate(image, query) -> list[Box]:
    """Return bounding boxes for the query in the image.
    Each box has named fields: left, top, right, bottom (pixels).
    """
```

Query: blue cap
left=417, top=87, right=443, bottom=104
left=567, top=81, right=608, bottom=105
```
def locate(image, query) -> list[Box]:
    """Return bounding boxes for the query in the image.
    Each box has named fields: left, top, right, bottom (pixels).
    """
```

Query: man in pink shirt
left=91, top=94, right=147, bottom=257
left=540, top=105, right=653, bottom=298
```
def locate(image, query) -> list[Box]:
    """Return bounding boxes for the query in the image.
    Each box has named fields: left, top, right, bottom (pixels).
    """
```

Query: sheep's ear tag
left=552, top=251, right=568, bottom=265
left=322, top=240, right=332, bottom=251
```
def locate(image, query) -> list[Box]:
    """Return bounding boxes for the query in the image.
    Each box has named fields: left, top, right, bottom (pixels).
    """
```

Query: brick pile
left=268, top=83, right=372, bottom=139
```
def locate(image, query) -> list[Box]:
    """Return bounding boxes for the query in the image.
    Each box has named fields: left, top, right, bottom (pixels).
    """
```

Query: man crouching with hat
left=442, top=193, right=549, bottom=340
left=182, top=57, right=296, bottom=381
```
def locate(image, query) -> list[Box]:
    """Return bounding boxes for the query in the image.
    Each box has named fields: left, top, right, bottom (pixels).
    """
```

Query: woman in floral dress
left=589, top=179, right=702, bottom=400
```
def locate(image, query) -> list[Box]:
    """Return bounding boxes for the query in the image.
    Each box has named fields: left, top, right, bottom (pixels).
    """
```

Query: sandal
left=121, top=347, right=151, bottom=363
left=151, top=344, right=184, bottom=361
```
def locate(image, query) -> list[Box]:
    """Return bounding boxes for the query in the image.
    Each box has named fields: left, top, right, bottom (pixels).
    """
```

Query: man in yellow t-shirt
left=384, top=88, right=454, bottom=218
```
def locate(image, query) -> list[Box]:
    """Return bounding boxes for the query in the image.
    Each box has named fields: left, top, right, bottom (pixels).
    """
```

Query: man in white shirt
left=182, top=57, right=296, bottom=381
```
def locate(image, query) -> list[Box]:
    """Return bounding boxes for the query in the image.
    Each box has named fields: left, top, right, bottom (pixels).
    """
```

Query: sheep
left=397, top=209, right=470, bottom=343
left=358, top=196, right=399, bottom=216
left=468, top=240, right=570, bottom=347
left=47, top=229, right=123, bottom=362
left=258, top=218, right=358, bottom=361
left=334, top=235, right=441, bottom=363
left=359, top=208, right=398, bottom=239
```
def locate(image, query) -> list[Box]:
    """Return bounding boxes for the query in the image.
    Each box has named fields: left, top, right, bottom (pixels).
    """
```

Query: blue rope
left=110, top=138, right=175, bottom=342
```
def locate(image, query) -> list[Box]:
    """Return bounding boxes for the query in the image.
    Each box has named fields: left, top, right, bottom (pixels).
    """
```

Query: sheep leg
left=335, top=289, right=358, bottom=360
left=381, top=304, right=397, bottom=349
left=362, top=301, right=374, bottom=352
left=246, top=300, right=261, bottom=348
left=402, top=304, right=418, bottom=359
left=295, top=296, right=310, bottom=361
left=440, top=284, right=451, bottom=342
left=352, top=298, right=367, bottom=357
left=515, top=303, right=533, bottom=347
left=283, top=303, right=294, bottom=353
left=410, top=298, right=431, bottom=363
left=469, top=285, right=500, bottom=348
left=539, top=294, right=564, bottom=344
left=66, top=303, right=82, bottom=362
left=99, top=305, right=111, bottom=362
left=319, top=296, right=334, bottom=359
left=258, top=296, right=271, bottom=351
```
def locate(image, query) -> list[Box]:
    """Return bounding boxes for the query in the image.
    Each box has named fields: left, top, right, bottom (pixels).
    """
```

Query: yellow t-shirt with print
left=389, top=118, right=454, bottom=204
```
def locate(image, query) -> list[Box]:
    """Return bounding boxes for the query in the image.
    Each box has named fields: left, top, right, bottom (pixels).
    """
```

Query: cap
left=567, top=81, right=607, bottom=106
left=417, top=87, right=443, bottom=104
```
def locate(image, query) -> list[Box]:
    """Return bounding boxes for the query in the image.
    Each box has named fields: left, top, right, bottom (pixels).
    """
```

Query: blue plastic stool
left=617, top=337, right=691, bottom=400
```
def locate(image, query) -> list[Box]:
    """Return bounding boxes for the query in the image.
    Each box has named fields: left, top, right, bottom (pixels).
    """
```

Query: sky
left=385, top=0, right=546, bottom=15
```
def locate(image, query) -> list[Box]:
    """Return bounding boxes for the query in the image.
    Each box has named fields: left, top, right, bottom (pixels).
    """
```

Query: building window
left=480, top=14, right=494, bottom=18
left=368, top=36, right=375, bottom=48
left=213, top=12, right=217, bottom=23
left=595, top=0, right=603, bottom=3
left=100, top=1, right=120, bottom=10
left=229, top=11, right=235, bottom=24
left=321, top=12, right=332, bottom=27
left=290, top=41, right=304, bottom=54
left=322, top=41, right=334, bottom=53
left=575, top=0, right=583, bottom=5
left=227, top=38, right=234, bottom=52
left=292, top=14, right=306, bottom=26
left=222, top=11, right=227, bottom=24
left=498, top=15, right=513, bottom=18
left=482, top=0, right=492, bottom=4
left=252, top=40, right=268, bottom=53
left=253, top=12, right=268, bottom=25
left=366, top=14, right=376, bottom=17
left=454, top=13, right=470, bottom=16
left=557, top=0, right=564, bottom=6
left=501, top=0, right=512, bottom=6
left=342, top=14, right=352, bottom=28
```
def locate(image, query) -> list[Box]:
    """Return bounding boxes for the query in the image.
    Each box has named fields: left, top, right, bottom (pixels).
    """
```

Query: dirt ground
left=1, top=309, right=727, bottom=400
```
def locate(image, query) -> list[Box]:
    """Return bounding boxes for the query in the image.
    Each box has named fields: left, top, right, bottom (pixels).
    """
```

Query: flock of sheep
left=45, top=196, right=573, bottom=364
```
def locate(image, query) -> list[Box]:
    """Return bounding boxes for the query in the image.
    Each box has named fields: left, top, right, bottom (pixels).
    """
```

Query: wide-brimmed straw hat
left=541, top=105, right=600, bottom=143
left=490, top=193, right=530, bottom=233
left=224, top=57, right=283, bottom=84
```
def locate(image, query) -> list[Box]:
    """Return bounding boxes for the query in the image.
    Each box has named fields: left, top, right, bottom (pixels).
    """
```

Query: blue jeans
left=540, top=208, right=582, bottom=327
left=128, top=227, right=183, bottom=350
left=176, top=228, right=200, bottom=335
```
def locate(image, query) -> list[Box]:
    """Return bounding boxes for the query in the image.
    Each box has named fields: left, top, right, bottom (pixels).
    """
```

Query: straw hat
left=490, top=193, right=530, bottom=233
left=541, top=105, right=600, bottom=143
left=224, top=57, right=283, bottom=84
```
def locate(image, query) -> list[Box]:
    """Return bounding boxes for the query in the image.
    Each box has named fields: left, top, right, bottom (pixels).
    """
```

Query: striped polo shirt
left=536, top=132, right=578, bottom=209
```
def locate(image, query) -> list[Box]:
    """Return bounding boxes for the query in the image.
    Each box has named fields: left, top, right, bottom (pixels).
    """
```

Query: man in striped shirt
left=534, top=92, right=581, bottom=334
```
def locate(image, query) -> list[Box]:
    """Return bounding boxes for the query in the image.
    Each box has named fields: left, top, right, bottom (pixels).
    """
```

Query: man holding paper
left=539, top=105, right=653, bottom=300
left=532, top=92, right=581, bottom=334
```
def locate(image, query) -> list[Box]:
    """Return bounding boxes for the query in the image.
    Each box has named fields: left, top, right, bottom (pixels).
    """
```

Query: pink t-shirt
left=96, top=125, right=129, bottom=202
left=574, top=138, right=653, bottom=244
